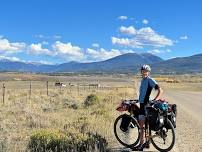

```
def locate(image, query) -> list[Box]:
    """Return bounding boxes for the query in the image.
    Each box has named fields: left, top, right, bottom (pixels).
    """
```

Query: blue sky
left=0, top=0, right=201, bottom=64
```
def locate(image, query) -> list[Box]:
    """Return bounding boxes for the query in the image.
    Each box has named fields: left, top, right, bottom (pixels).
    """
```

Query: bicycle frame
left=115, top=99, right=176, bottom=151
left=116, top=100, right=167, bottom=140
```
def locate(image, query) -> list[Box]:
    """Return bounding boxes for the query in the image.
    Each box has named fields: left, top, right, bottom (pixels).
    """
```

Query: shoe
left=142, top=141, right=150, bottom=149
left=131, top=144, right=143, bottom=151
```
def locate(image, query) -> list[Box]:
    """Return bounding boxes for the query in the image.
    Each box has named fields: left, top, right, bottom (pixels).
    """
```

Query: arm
left=149, top=78, right=163, bottom=100
left=154, top=87, right=163, bottom=100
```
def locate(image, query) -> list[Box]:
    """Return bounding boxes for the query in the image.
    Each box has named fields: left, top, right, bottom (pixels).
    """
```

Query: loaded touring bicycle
left=114, top=99, right=177, bottom=152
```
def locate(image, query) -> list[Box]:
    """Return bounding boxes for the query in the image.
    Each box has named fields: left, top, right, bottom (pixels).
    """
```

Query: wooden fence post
left=29, top=82, right=32, bottom=99
left=77, top=83, right=79, bottom=95
left=2, top=83, right=5, bottom=104
left=46, top=81, right=49, bottom=96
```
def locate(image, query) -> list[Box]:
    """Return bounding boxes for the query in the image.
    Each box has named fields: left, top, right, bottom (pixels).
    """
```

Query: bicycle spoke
left=114, top=116, right=139, bottom=146
left=151, top=127, right=175, bottom=150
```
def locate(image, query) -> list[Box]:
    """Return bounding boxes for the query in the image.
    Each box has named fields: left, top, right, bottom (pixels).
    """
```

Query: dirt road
left=163, top=90, right=202, bottom=152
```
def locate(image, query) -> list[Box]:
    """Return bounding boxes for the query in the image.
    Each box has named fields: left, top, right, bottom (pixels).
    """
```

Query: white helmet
left=141, top=64, right=151, bottom=71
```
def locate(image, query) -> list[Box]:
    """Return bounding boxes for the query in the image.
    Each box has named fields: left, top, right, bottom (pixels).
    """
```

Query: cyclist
left=132, top=64, right=163, bottom=151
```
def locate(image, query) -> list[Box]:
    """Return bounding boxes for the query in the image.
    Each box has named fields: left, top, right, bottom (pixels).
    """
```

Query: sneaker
left=131, top=144, right=144, bottom=151
left=142, top=141, right=150, bottom=149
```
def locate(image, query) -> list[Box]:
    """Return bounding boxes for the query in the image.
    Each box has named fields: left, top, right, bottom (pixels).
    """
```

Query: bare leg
left=131, top=116, right=145, bottom=151
left=139, top=119, right=145, bottom=145
left=139, top=115, right=145, bottom=145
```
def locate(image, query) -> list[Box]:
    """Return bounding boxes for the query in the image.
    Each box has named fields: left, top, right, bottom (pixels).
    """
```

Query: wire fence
left=0, top=81, right=136, bottom=104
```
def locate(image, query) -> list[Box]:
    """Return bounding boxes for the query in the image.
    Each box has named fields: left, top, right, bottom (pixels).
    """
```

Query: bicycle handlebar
left=121, top=99, right=160, bottom=105
left=122, top=99, right=139, bottom=103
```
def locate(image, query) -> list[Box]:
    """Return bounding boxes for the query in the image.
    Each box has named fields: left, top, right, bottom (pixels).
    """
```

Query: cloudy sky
left=0, top=0, right=201, bottom=64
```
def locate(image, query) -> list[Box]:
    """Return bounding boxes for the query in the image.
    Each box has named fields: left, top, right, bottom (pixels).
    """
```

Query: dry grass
left=0, top=73, right=201, bottom=151
left=0, top=75, right=137, bottom=151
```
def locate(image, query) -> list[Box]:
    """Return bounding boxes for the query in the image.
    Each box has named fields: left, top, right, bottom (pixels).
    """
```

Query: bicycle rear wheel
left=150, top=118, right=175, bottom=152
left=114, top=114, right=140, bottom=148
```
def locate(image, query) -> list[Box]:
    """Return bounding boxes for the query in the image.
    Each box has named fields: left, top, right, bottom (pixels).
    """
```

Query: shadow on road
left=109, top=147, right=157, bottom=152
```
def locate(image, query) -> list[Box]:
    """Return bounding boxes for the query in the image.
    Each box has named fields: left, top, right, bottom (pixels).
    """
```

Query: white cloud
left=148, top=49, right=172, bottom=54
left=35, top=34, right=62, bottom=40
left=120, top=49, right=135, bottom=54
left=113, top=26, right=173, bottom=48
left=118, top=16, right=128, bottom=20
left=147, top=49, right=161, bottom=54
left=29, top=41, right=85, bottom=61
left=27, top=60, right=54, bottom=65
left=0, top=38, right=26, bottom=53
left=86, top=48, right=135, bottom=61
left=180, top=35, right=188, bottom=40
left=92, top=43, right=100, bottom=48
left=120, top=26, right=136, bottom=35
left=112, top=37, right=143, bottom=48
left=0, top=55, right=22, bottom=62
left=168, top=56, right=177, bottom=59
left=28, top=43, right=53, bottom=55
left=142, top=19, right=149, bottom=24
left=53, top=41, right=84, bottom=61
left=138, top=27, right=173, bottom=47
left=38, top=60, right=54, bottom=65
left=86, top=48, right=121, bottom=61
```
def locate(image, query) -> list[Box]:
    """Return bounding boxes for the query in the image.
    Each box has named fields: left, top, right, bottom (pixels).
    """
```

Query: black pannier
left=167, top=104, right=177, bottom=129
left=147, top=107, right=164, bottom=131
left=172, top=104, right=177, bottom=116
left=120, top=114, right=131, bottom=132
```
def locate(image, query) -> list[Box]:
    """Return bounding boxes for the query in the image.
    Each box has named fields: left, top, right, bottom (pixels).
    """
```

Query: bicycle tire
left=114, top=114, right=140, bottom=148
left=150, top=118, right=175, bottom=152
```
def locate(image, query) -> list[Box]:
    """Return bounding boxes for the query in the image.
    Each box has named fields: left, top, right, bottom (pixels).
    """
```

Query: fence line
left=0, top=81, right=135, bottom=104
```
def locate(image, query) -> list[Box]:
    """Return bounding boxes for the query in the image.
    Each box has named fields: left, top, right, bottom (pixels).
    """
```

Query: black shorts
left=139, top=102, right=147, bottom=116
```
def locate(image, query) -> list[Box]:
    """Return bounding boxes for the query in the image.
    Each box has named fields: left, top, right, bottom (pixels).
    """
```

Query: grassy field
left=0, top=73, right=137, bottom=151
left=0, top=73, right=201, bottom=151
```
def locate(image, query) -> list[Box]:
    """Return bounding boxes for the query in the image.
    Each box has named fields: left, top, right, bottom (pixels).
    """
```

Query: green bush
left=28, top=129, right=108, bottom=152
left=84, top=94, right=99, bottom=107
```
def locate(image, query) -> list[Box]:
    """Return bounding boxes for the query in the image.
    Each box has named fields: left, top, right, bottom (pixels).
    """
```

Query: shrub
left=84, top=94, right=99, bottom=107
left=63, top=99, right=78, bottom=110
left=27, top=129, right=108, bottom=152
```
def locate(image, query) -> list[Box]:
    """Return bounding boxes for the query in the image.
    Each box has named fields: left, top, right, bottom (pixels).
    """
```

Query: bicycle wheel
left=150, top=118, right=175, bottom=152
left=114, top=114, right=140, bottom=148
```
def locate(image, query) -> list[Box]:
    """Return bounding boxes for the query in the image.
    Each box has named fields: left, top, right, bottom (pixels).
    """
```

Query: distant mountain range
left=0, top=53, right=202, bottom=74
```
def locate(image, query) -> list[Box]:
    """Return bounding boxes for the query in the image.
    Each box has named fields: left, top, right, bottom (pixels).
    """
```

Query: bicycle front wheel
left=150, top=118, right=175, bottom=152
left=114, top=114, right=140, bottom=148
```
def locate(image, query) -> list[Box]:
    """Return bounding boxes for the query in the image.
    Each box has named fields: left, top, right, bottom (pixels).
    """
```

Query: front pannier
left=147, top=107, right=164, bottom=131
left=120, top=114, right=131, bottom=132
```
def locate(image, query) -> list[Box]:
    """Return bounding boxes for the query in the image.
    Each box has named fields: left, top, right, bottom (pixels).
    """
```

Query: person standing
left=133, top=64, right=163, bottom=151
